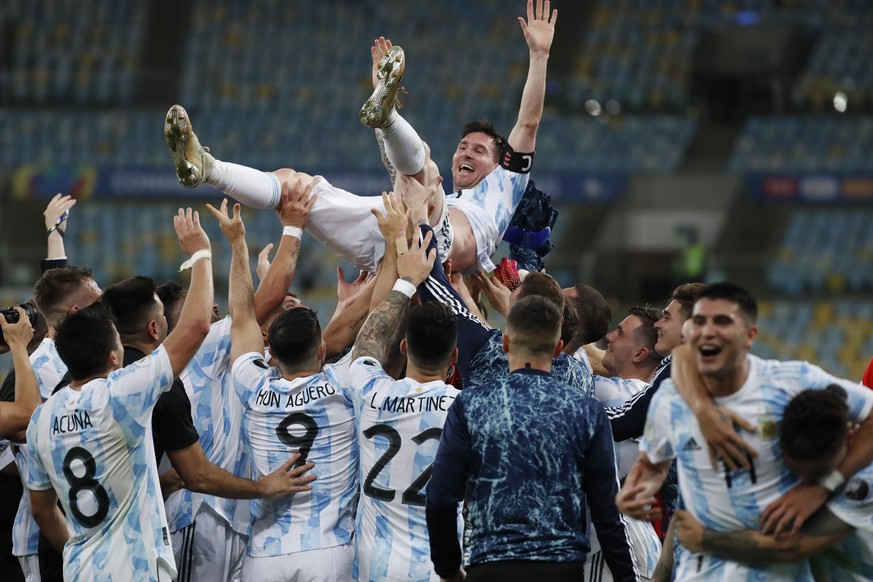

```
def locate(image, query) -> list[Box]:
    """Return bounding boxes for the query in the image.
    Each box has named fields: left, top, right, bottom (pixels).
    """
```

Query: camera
left=0, top=303, right=38, bottom=344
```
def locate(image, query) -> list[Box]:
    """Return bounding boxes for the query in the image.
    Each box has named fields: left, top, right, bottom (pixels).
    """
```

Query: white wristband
left=392, top=279, right=417, bottom=299
left=818, top=470, right=845, bottom=493
left=283, top=226, right=303, bottom=239
left=179, top=249, right=212, bottom=272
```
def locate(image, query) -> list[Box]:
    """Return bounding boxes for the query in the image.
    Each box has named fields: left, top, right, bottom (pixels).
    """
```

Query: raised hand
left=276, top=178, right=319, bottom=228
left=396, top=230, right=436, bottom=287
left=173, top=207, right=211, bottom=256
left=256, top=243, right=274, bottom=282
left=206, top=199, right=246, bottom=244
left=518, top=0, right=557, bottom=55
left=372, top=191, right=410, bottom=246
left=336, top=267, right=375, bottom=309
left=44, top=193, right=76, bottom=231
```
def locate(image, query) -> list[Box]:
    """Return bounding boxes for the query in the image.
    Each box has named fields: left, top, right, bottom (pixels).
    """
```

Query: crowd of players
left=2, top=1, right=873, bottom=581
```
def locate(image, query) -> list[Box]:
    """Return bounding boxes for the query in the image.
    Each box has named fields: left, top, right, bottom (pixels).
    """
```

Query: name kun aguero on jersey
left=52, top=408, right=94, bottom=435
left=255, top=381, right=337, bottom=409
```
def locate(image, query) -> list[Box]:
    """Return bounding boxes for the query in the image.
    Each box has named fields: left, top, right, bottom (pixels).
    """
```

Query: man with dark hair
left=24, top=209, right=216, bottom=580
left=99, top=275, right=304, bottom=505
left=584, top=305, right=663, bottom=580
left=31, top=266, right=102, bottom=398
left=617, top=282, right=873, bottom=581
left=213, top=199, right=357, bottom=580
left=562, top=283, right=612, bottom=359
left=675, top=386, right=873, bottom=579
left=347, top=215, right=461, bottom=581
left=427, top=294, right=637, bottom=582
left=164, top=0, right=555, bottom=275
left=162, top=184, right=319, bottom=582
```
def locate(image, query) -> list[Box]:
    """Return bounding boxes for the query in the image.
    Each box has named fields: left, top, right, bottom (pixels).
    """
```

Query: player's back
left=349, top=356, right=460, bottom=582
left=26, top=348, right=175, bottom=581
left=232, top=354, right=357, bottom=557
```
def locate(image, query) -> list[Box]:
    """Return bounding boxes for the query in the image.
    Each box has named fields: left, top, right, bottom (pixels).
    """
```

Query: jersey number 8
left=62, top=447, right=110, bottom=528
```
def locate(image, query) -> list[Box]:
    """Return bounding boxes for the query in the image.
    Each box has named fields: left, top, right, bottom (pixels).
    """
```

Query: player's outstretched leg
left=164, top=104, right=281, bottom=209
left=165, top=104, right=213, bottom=188
left=360, top=46, right=405, bottom=129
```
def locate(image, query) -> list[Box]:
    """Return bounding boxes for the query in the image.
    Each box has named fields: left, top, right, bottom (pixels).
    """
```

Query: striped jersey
left=643, top=354, right=873, bottom=581
left=231, top=352, right=357, bottom=557
left=445, top=165, right=530, bottom=270
left=348, top=356, right=460, bottom=582
left=165, top=317, right=250, bottom=535
left=12, top=338, right=72, bottom=558
left=25, top=346, right=176, bottom=581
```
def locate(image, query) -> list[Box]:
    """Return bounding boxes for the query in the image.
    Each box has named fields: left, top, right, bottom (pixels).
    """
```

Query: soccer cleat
left=360, top=45, right=405, bottom=129
left=164, top=104, right=213, bottom=188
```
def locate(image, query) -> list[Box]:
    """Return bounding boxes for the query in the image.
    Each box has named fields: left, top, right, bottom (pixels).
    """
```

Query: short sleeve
left=346, top=356, right=391, bottom=408
left=108, top=345, right=174, bottom=426
left=24, top=409, right=52, bottom=491
left=231, top=352, right=272, bottom=404
left=800, top=363, right=873, bottom=422
left=639, top=382, right=678, bottom=464
left=827, top=466, right=873, bottom=533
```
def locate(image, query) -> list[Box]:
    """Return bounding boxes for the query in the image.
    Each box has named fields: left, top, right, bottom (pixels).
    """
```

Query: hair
left=627, top=305, right=662, bottom=364
left=781, top=385, right=849, bottom=463
left=506, top=295, right=562, bottom=357
left=517, top=272, right=564, bottom=309
left=461, top=120, right=507, bottom=163
left=566, top=284, right=611, bottom=347
left=560, top=300, right=579, bottom=346
left=101, top=276, right=161, bottom=340
left=405, top=303, right=457, bottom=372
left=33, top=266, right=95, bottom=325
left=696, top=282, right=757, bottom=324
left=670, top=282, right=708, bottom=321
left=156, top=281, right=186, bottom=331
left=268, top=307, right=322, bottom=369
left=54, top=302, right=118, bottom=381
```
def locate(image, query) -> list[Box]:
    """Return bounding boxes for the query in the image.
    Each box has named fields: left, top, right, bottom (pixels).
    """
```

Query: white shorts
left=584, top=517, right=660, bottom=581
left=171, top=504, right=247, bottom=582
left=241, top=544, right=354, bottom=582
left=307, top=179, right=452, bottom=272
left=18, top=554, right=40, bottom=582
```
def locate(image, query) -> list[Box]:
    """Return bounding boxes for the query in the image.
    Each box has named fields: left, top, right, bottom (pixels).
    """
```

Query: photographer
left=0, top=308, right=39, bottom=439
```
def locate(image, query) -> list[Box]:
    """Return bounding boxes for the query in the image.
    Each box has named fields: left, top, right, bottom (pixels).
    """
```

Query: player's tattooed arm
left=675, top=508, right=853, bottom=566
left=352, top=229, right=436, bottom=364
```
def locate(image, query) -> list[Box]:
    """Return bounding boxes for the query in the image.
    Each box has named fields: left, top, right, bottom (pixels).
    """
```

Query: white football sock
left=207, top=160, right=281, bottom=209
left=378, top=111, right=426, bottom=176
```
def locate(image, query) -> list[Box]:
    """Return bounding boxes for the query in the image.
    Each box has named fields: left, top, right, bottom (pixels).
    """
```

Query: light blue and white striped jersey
left=231, top=352, right=357, bottom=557
left=26, top=346, right=177, bottom=581
left=12, top=338, right=71, bottom=558
left=445, top=165, right=529, bottom=270
left=165, top=317, right=251, bottom=535
left=348, top=356, right=461, bottom=582
left=813, top=462, right=873, bottom=580
left=30, top=338, right=67, bottom=399
left=643, top=354, right=873, bottom=581
left=588, top=375, right=661, bottom=579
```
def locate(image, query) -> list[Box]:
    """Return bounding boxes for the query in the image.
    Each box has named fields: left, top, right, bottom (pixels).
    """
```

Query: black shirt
left=121, top=347, right=200, bottom=462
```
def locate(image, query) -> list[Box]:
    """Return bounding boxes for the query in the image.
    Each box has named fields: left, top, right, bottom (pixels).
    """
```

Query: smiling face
left=451, top=131, right=500, bottom=190
left=653, top=300, right=684, bottom=356
left=685, top=298, right=757, bottom=381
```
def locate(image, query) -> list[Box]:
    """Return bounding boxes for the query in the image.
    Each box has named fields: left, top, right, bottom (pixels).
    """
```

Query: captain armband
left=500, top=148, right=535, bottom=174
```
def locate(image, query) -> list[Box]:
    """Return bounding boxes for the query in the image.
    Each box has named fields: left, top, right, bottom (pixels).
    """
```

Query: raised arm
left=507, top=0, right=557, bottom=154
left=0, top=309, right=38, bottom=439
left=321, top=269, right=377, bottom=360
left=352, top=226, right=435, bottom=363
left=44, top=193, right=75, bottom=262
left=252, top=179, right=318, bottom=324
left=162, top=209, right=214, bottom=377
